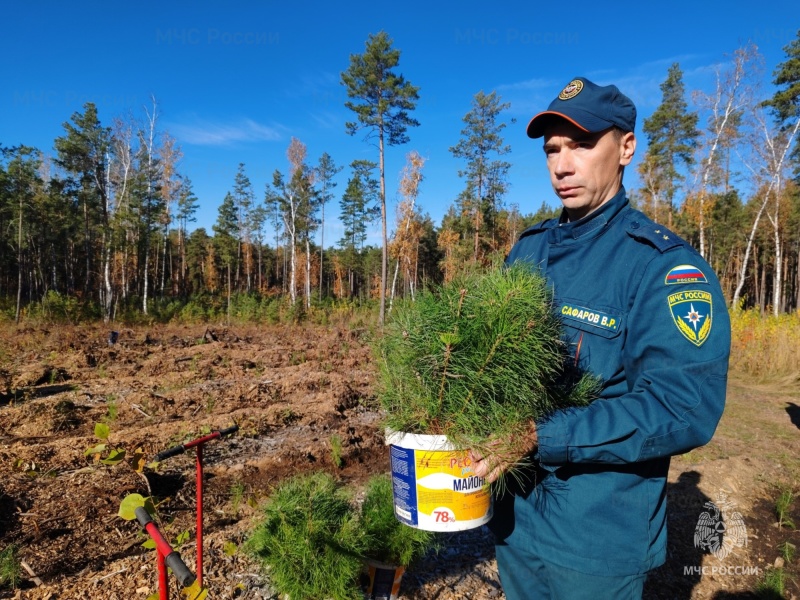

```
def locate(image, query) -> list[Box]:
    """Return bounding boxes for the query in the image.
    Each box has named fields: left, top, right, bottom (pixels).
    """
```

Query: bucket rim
left=384, top=428, right=454, bottom=451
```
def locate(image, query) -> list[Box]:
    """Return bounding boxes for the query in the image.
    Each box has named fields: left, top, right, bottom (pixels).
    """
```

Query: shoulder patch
left=626, top=220, right=683, bottom=253
left=665, top=264, right=708, bottom=285
left=667, top=289, right=712, bottom=347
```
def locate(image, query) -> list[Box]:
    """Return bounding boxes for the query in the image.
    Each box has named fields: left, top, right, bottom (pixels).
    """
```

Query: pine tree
left=341, top=31, right=420, bottom=324
left=640, top=64, right=700, bottom=225
left=314, top=153, right=341, bottom=298
left=232, top=163, right=255, bottom=291
left=4, top=146, right=42, bottom=321
left=53, top=102, right=111, bottom=302
left=338, top=160, right=380, bottom=298
left=176, top=177, right=199, bottom=297
left=213, top=192, right=239, bottom=319
left=763, top=29, right=800, bottom=181
left=449, top=90, right=512, bottom=262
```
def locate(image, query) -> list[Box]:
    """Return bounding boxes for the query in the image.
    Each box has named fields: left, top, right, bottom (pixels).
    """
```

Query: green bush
left=179, top=299, right=209, bottom=322
left=246, top=472, right=367, bottom=600
left=26, top=290, right=100, bottom=324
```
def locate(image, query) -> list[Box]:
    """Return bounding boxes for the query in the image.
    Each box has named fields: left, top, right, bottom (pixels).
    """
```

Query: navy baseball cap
left=526, top=77, right=636, bottom=138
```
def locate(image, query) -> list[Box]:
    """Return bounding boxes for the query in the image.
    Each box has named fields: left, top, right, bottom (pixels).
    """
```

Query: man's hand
left=470, top=421, right=539, bottom=483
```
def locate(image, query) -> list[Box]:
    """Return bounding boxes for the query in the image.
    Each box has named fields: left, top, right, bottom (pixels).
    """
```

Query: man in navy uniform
left=472, top=77, right=731, bottom=599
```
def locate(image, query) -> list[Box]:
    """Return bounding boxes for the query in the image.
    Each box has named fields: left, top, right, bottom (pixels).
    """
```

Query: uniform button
left=631, top=221, right=640, bottom=229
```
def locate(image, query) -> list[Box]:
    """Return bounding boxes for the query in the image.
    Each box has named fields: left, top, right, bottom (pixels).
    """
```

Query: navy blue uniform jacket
left=495, top=188, right=731, bottom=576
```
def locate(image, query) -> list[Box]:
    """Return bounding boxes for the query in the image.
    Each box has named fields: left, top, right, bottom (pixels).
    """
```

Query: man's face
left=542, top=121, right=636, bottom=221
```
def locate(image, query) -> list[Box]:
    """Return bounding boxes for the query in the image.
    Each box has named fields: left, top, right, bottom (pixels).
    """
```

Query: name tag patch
left=667, top=290, right=712, bottom=346
left=560, top=303, right=619, bottom=331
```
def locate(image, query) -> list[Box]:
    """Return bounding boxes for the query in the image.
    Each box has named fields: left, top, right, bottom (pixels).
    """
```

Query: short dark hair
left=610, top=126, right=627, bottom=141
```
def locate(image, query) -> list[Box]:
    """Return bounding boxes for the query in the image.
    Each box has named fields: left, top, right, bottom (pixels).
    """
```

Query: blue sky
left=1, top=2, right=797, bottom=247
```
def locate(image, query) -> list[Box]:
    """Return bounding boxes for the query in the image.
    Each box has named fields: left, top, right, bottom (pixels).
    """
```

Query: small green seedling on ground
left=330, top=433, right=344, bottom=468
left=0, top=545, right=21, bottom=590
left=775, top=489, right=796, bottom=529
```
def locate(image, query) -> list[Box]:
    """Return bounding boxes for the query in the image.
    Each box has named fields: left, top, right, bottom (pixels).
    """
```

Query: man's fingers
left=472, top=454, right=488, bottom=478
left=472, top=453, right=508, bottom=482
left=486, top=464, right=505, bottom=484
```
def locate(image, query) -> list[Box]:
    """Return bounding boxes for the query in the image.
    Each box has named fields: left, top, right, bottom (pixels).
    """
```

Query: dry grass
left=729, top=309, right=800, bottom=377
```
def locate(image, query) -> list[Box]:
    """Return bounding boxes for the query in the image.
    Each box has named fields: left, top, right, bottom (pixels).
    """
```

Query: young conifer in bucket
left=375, top=263, right=599, bottom=476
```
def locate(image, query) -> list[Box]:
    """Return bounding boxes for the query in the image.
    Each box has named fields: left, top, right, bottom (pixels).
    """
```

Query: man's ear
left=620, top=132, right=636, bottom=166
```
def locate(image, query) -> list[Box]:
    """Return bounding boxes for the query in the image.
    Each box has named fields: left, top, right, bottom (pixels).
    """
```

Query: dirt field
left=0, top=322, right=798, bottom=599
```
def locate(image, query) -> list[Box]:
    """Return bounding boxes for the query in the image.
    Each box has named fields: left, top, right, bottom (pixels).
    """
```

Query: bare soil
left=0, top=323, right=798, bottom=599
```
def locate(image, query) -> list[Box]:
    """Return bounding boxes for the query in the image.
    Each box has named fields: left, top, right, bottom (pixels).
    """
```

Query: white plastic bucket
left=386, top=430, right=492, bottom=532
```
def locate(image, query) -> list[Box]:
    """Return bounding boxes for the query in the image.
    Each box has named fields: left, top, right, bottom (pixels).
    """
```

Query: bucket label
left=390, top=443, right=491, bottom=531
left=390, top=444, right=418, bottom=526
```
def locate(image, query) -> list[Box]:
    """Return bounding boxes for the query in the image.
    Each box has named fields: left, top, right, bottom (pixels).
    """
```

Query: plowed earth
left=0, top=323, right=798, bottom=599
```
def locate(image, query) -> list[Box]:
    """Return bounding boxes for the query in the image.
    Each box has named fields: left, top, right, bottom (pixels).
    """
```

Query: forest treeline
left=1, top=33, right=799, bottom=324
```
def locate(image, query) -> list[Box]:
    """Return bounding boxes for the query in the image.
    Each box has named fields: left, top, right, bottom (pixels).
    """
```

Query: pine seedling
left=246, top=472, right=366, bottom=600
left=0, top=545, right=21, bottom=590
left=776, top=489, right=796, bottom=530
left=375, top=263, right=599, bottom=468
left=359, top=473, right=438, bottom=566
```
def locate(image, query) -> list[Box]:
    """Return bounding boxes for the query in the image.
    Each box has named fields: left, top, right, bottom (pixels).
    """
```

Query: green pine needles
left=246, top=472, right=438, bottom=599
left=246, top=472, right=366, bottom=600
left=359, top=474, right=438, bottom=566
left=375, top=263, right=599, bottom=459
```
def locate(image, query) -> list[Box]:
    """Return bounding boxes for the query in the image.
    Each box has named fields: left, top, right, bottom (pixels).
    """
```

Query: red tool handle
left=135, top=507, right=196, bottom=588
left=155, top=424, right=239, bottom=461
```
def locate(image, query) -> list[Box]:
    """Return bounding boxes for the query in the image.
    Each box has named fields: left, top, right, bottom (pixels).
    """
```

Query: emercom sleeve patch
left=667, top=289, right=712, bottom=347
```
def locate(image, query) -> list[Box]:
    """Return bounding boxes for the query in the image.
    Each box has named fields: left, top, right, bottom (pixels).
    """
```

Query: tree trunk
left=378, top=127, right=387, bottom=326
left=732, top=193, right=771, bottom=309
left=226, top=264, right=231, bottom=323
left=389, top=258, right=400, bottom=312
left=15, top=194, right=23, bottom=324
left=305, top=237, right=312, bottom=309
left=319, top=202, right=324, bottom=298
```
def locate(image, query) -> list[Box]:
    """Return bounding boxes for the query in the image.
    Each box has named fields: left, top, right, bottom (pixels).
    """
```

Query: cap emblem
left=558, top=79, right=584, bottom=100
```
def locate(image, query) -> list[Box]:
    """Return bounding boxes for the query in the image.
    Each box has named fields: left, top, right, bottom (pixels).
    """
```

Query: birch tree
left=109, top=116, right=136, bottom=307
left=389, top=150, right=425, bottom=308
left=159, top=133, right=182, bottom=296
left=138, top=97, right=162, bottom=315
left=690, top=45, right=757, bottom=258
left=732, top=108, right=800, bottom=312
left=266, top=138, right=313, bottom=306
